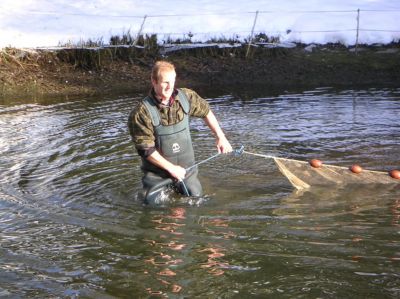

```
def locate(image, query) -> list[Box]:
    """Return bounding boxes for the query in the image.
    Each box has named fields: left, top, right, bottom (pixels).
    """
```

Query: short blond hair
left=151, top=61, right=175, bottom=82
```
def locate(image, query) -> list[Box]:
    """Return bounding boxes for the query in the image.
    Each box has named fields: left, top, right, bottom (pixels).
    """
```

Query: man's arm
left=182, top=88, right=232, bottom=153
left=204, top=110, right=233, bottom=153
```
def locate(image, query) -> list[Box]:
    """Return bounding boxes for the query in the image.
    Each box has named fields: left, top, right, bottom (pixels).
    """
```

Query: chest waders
left=140, top=89, right=203, bottom=204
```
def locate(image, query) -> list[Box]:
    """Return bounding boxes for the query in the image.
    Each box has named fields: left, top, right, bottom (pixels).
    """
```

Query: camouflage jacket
left=128, top=88, right=210, bottom=154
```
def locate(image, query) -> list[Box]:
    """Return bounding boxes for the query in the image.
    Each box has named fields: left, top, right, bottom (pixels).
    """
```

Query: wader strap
left=177, top=89, right=190, bottom=114
left=143, top=97, right=161, bottom=127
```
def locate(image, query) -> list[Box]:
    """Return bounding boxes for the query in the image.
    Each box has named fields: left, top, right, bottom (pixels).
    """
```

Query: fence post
left=134, top=15, right=147, bottom=46
left=246, top=10, right=259, bottom=59
left=355, top=9, right=360, bottom=54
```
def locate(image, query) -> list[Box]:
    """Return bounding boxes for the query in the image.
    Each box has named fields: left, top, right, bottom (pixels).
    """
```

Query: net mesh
left=273, top=157, right=399, bottom=190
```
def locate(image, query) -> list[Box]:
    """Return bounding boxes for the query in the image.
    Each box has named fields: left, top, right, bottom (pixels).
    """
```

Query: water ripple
left=1, top=87, right=400, bottom=297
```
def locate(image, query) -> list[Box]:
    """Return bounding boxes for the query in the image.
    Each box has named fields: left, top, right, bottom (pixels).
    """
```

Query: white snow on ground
left=0, top=0, right=399, bottom=48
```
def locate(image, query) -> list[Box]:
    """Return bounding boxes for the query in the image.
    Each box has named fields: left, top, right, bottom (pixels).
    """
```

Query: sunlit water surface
left=1, top=86, right=399, bottom=298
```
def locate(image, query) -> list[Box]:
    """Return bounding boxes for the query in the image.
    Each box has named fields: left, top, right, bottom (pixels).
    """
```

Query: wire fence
left=140, top=9, right=400, bottom=44
left=1, top=7, right=400, bottom=48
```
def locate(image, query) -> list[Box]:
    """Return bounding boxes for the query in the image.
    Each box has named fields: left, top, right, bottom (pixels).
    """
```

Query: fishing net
left=241, top=150, right=399, bottom=190
left=274, top=157, right=400, bottom=190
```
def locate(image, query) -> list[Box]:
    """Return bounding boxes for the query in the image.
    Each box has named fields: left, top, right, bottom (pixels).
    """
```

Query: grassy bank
left=1, top=41, right=399, bottom=99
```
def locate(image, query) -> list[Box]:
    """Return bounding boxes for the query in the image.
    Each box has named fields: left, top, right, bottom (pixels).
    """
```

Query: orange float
left=389, top=169, right=400, bottom=179
left=309, top=159, right=323, bottom=168
left=350, top=164, right=363, bottom=174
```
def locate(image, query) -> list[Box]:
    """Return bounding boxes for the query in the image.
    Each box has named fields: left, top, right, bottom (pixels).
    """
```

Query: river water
left=1, top=86, right=399, bottom=298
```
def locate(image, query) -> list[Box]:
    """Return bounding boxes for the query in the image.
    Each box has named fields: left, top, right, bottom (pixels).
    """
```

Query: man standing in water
left=128, top=60, right=232, bottom=203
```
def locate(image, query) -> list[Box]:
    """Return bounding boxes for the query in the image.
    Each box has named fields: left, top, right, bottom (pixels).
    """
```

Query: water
left=1, top=87, right=399, bottom=298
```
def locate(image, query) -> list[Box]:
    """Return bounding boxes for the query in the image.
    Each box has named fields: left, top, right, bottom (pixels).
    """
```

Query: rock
left=304, top=44, right=317, bottom=52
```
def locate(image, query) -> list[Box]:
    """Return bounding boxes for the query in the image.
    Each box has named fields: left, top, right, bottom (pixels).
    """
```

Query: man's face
left=152, top=69, right=176, bottom=102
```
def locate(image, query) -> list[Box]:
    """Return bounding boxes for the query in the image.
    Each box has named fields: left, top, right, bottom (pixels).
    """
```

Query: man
left=128, top=60, right=232, bottom=203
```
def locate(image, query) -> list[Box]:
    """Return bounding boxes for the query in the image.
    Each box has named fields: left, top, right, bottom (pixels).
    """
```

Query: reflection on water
left=144, top=207, right=187, bottom=296
left=1, top=87, right=400, bottom=298
left=391, top=199, right=400, bottom=228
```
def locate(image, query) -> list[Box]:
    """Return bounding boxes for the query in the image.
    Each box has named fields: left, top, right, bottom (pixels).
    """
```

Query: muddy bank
left=0, top=44, right=399, bottom=100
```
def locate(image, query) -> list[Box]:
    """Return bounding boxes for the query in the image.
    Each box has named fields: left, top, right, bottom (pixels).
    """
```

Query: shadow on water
left=0, top=86, right=399, bottom=298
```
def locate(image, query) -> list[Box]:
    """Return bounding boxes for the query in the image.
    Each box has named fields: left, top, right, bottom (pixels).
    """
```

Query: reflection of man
left=128, top=60, right=232, bottom=203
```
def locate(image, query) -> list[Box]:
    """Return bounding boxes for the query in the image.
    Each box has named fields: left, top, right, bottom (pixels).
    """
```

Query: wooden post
left=355, top=9, right=360, bottom=54
left=134, top=15, right=147, bottom=46
left=246, top=10, right=259, bottom=59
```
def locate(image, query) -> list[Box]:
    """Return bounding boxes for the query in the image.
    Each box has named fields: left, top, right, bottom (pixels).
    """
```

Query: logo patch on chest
left=172, top=143, right=181, bottom=153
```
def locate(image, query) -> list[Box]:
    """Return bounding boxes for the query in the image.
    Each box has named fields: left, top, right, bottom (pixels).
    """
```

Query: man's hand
left=167, top=164, right=187, bottom=181
left=146, top=150, right=186, bottom=180
left=216, top=135, right=233, bottom=154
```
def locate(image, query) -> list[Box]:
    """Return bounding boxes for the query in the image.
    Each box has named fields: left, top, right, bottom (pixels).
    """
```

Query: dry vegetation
left=1, top=34, right=399, bottom=99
